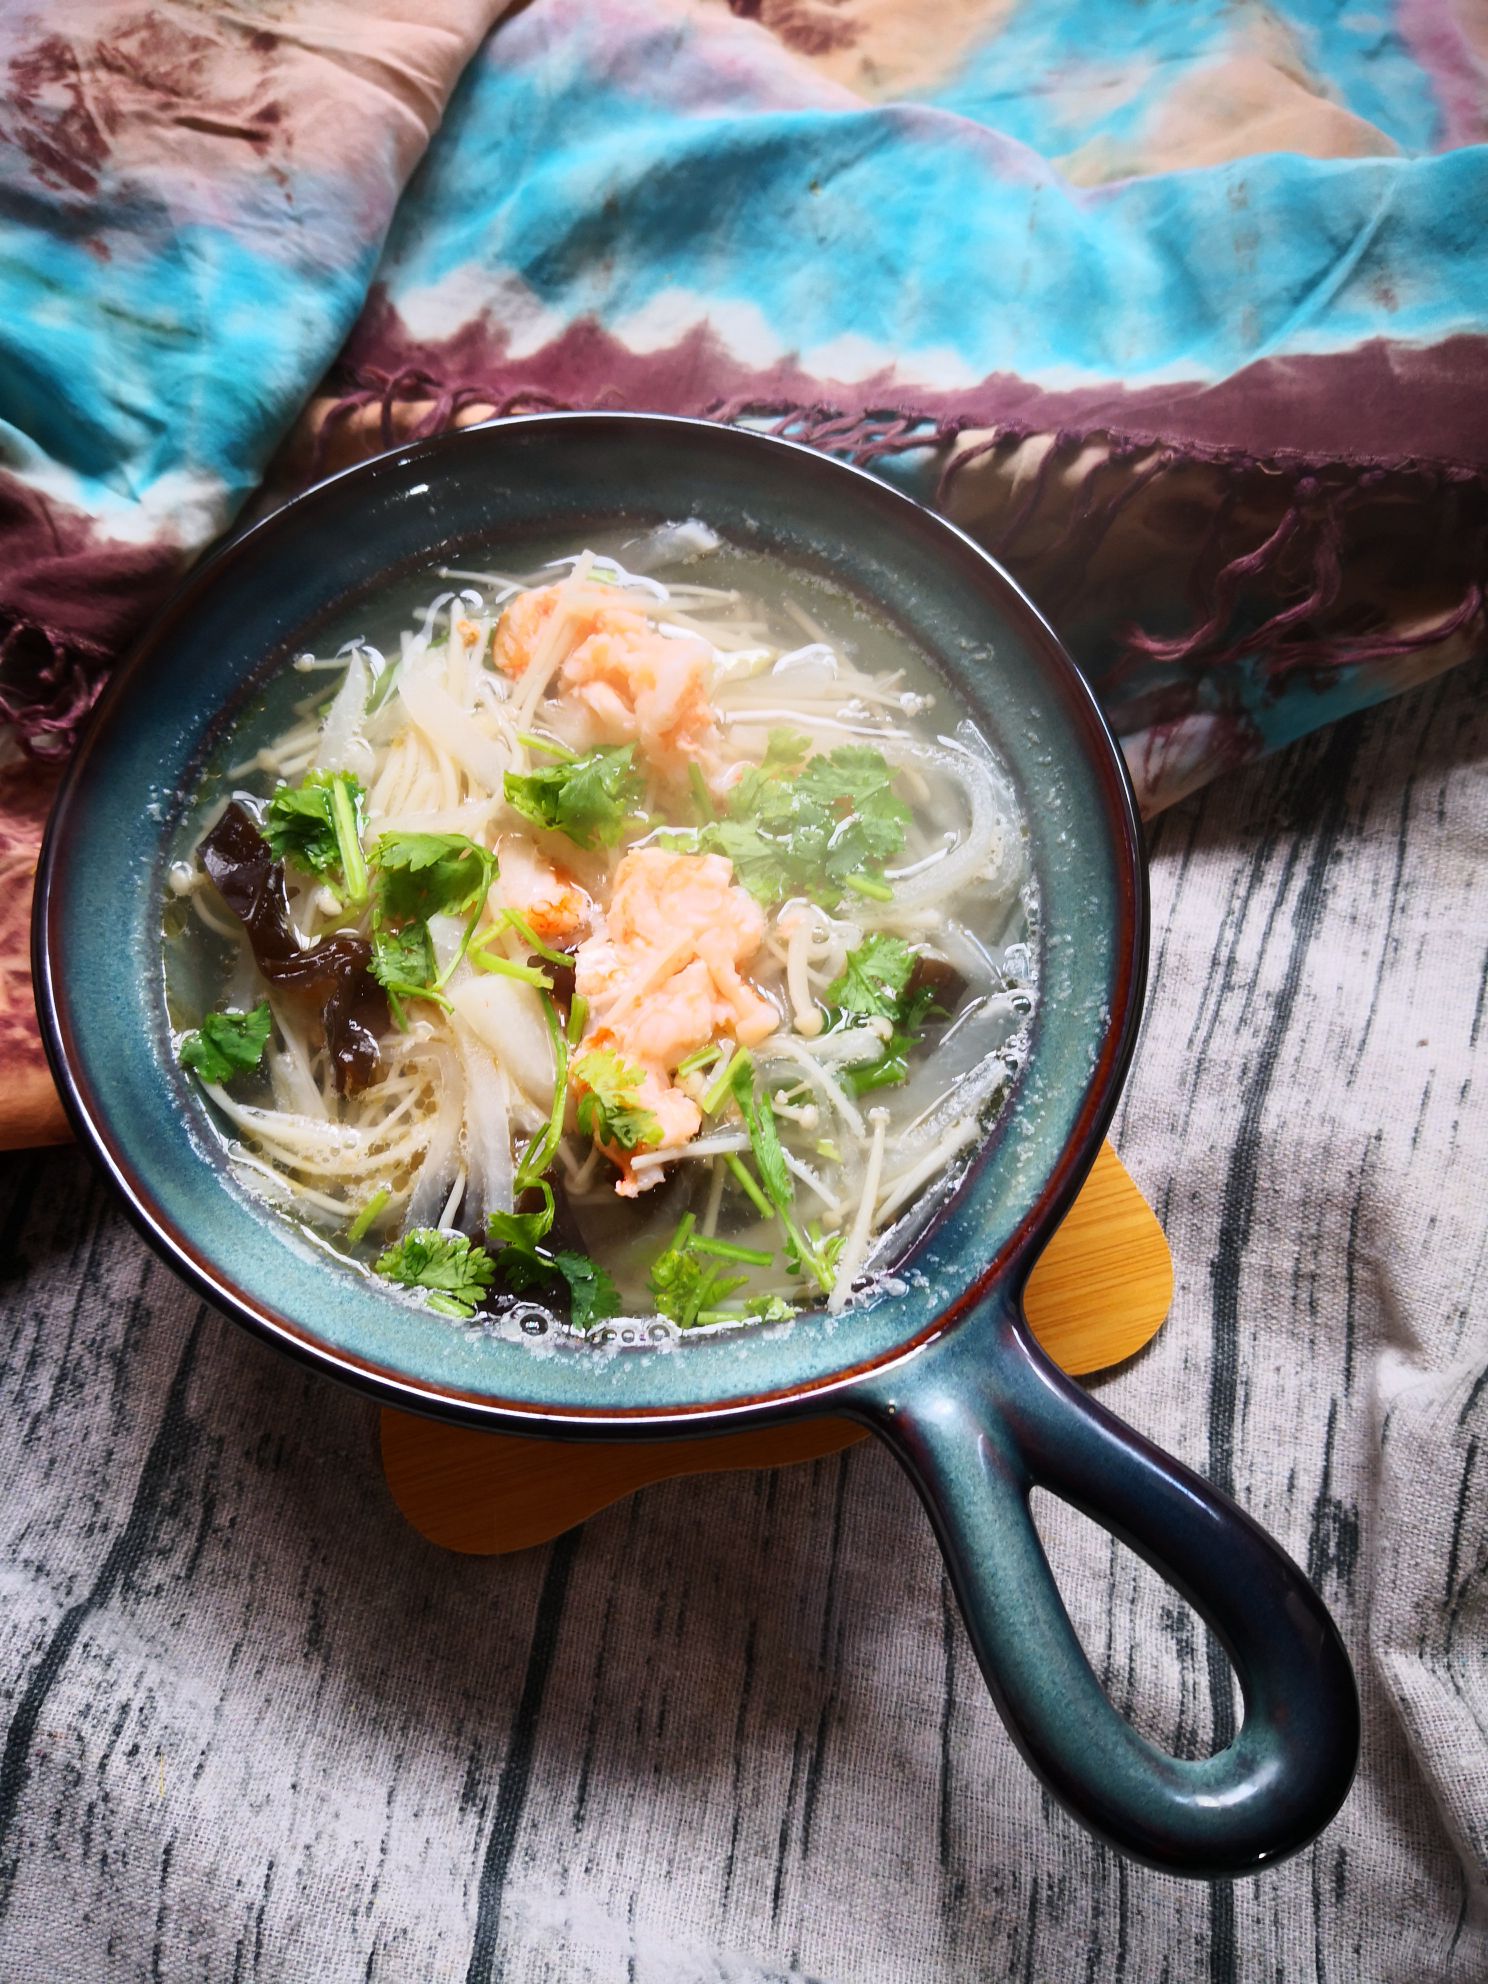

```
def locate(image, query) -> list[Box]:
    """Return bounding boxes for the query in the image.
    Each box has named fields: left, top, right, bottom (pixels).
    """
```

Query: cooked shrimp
left=494, top=583, right=644, bottom=680
left=493, top=836, right=590, bottom=946
left=573, top=848, right=778, bottom=1191
left=580, top=1066, right=702, bottom=1199
left=495, top=581, right=721, bottom=777
left=560, top=625, right=718, bottom=778
left=579, top=849, right=776, bottom=1054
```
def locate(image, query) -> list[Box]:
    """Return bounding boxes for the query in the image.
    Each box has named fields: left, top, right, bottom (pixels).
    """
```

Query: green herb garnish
left=724, top=1152, right=773, bottom=1220
left=369, top=922, right=445, bottom=1025
left=487, top=1187, right=621, bottom=1331
left=687, top=761, right=716, bottom=823
left=494, top=908, right=571, bottom=970
left=671, top=732, right=909, bottom=909
left=468, top=949, right=552, bottom=989
left=649, top=1214, right=748, bottom=1329
left=374, top=1229, right=494, bottom=1319
left=263, top=772, right=368, bottom=902
left=829, top=933, right=917, bottom=1017
left=371, top=832, right=494, bottom=926
left=369, top=831, right=496, bottom=1014
left=504, top=1247, right=621, bottom=1331
left=726, top=1056, right=839, bottom=1293
left=728, top=1054, right=793, bottom=1212
left=823, top=934, right=940, bottom=1094
left=504, top=744, right=645, bottom=851
left=514, top=1000, right=569, bottom=1192
left=690, top=1235, right=774, bottom=1267
left=347, top=1187, right=390, bottom=1245
left=786, top=1219, right=845, bottom=1288
left=572, top=1048, right=662, bottom=1152
left=676, top=1041, right=722, bottom=1080
left=178, top=1001, right=273, bottom=1085
left=745, top=1293, right=797, bottom=1323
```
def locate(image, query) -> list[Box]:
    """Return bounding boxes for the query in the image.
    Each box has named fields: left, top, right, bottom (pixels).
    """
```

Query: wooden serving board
left=381, top=1141, right=1171, bottom=1554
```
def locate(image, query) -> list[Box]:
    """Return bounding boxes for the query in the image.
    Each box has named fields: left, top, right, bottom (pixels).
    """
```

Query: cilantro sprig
left=367, top=831, right=496, bottom=1022
left=263, top=772, right=368, bottom=903
left=369, top=923, right=440, bottom=1023
left=649, top=1214, right=749, bottom=1329
left=823, top=935, right=941, bottom=1094
left=374, top=1229, right=494, bottom=1318
left=572, top=1049, right=662, bottom=1152
left=504, top=745, right=645, bottom=850
left=372, top=832, right=494, bottom=927
left=178, top=1001, right=273, bottom=1085
left=671, top=731, right=909, bottom=909
left=486, top=1182, right=620, bottom=1331
left=726, top=1054, right=839, bottom=1295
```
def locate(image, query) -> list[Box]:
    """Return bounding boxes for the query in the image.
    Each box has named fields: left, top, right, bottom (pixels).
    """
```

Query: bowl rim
left=33, top=410, right=1148, bottom=1435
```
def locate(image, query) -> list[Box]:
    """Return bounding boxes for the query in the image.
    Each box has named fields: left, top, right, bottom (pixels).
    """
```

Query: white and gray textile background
left=0, top=659, right=1484, bottom=1982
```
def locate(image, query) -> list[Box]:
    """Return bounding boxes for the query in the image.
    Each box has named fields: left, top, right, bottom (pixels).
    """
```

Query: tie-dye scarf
left=2, top=0, right=1485, bottom=1139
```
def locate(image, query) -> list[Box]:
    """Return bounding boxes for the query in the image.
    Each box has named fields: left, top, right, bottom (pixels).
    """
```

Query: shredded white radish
left=454, top=1021, right=514, bottom=1221
left=317, top=647, right=372, bottom=777
left=397, top=652, right=510, bottom=795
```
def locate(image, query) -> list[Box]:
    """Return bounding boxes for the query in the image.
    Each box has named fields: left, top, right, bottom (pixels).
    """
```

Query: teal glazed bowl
left=34, top=413, right=1357, bottom=1875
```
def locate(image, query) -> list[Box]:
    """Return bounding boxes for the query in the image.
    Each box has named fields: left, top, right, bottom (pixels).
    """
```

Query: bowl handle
left=849, top=1293, right=1359, bottom=1875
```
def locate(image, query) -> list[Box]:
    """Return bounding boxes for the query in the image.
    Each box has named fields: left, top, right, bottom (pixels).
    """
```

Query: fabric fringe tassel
left=0, top=621, right=113, bottom=764
left=4, top=370, right=1485, bottom=762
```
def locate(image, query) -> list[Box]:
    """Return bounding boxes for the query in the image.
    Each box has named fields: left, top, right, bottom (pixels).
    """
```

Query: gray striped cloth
left=1, top=658, right=1483, bottom=1982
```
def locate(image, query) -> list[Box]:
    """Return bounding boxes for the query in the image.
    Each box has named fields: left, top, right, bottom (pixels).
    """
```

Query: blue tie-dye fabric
left=322, top=0, right=1486, bottom=809
left=1, top=0, right=1485, bottom=803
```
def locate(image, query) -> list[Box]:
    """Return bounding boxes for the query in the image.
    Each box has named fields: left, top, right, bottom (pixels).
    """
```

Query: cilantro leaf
left=823, top=936, right=944, bottom=1094
left=649, top=1216, right=747, bottom=1330
left=547, top=1251, right=622, bottom=1331
left=504, top=745, right=644, bottom=850
left=826, top=934, right=917, bottom=1019
left=729, top=1055, right=793, bottom=1214
left=368, top=922, right=441, bottom=1026
left=487, top=1194, right=621, bottom=1330
left=572, top=1049, right=662, bottom=1152
left=179, top=1001, right=273, bottom=1085
left=681, top=739, right=909, bottom=909
left=368, top=833, right=495, bottom=1012
left=372, top=832, right=494, bottom=925
left=263, top=772, right=368, bottom=900
left=374, top=1229, right=494, bottom=1318
left=487, top=1197, right=556, bottom=1252
left=745, top=1293, right=798, bottom=1323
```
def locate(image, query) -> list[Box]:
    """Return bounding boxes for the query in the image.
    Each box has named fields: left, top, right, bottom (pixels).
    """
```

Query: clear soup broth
left=163, top=523, right=1037, bottom=1341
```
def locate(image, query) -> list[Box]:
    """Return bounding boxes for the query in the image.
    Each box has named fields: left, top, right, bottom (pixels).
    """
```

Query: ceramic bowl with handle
left=34, top=413, right=1359, bottom=1876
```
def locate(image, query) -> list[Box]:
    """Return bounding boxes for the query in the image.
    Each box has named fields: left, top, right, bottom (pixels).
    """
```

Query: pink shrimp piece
left=586, top=1066, right=702, bottom=1199
left=560, top=625, right=717, bottom=777
left=493, top=583, right=647, bottom=680
left=572, top=848, right=779, bottom=1192
left=493, top=837, right=591, bottom=947
left=579, top=849, right=776, bottom=1054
